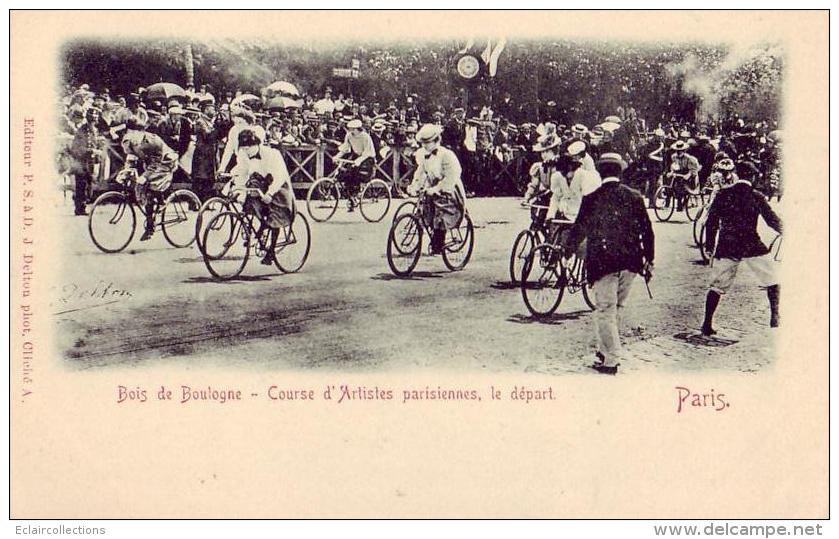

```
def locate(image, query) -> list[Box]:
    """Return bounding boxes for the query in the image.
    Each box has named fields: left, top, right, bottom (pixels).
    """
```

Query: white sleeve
left=265, top=151, right=292, bottom=196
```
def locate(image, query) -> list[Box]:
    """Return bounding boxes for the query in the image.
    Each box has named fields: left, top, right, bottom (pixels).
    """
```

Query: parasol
left=145, top=82, right=186, bottom=101
left=264, top=96, right=303, bottom=111
left=231, top=93, right=262, bottom=108
left=264, top=81, right=301, bottom=97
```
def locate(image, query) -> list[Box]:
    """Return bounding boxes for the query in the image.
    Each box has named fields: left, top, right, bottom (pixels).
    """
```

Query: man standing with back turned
left=563, top=153, right=655, bottom=375
left=701, top=161, right=782, bottom=336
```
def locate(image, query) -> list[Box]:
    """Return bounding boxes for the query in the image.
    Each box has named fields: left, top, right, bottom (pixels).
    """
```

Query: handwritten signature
left=52, top=281, right=132, bottom=315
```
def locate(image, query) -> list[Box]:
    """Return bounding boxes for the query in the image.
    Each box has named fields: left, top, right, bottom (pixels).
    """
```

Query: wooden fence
left=82, top=141, right=532, bottom=198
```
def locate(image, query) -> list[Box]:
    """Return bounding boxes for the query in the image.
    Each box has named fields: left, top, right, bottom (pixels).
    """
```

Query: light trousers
left=591, top=270, right=637, bottom=367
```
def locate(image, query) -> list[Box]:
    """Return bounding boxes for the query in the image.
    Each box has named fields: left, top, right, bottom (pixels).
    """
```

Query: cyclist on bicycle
left=334, top=118, right=375, bottom=212
left=667, top=140, right=701, bottom=211
left=548, top=140, right=602, bottom=258
left=550, top=140, right=602, bottom=222
left=566, top=125, right=597, bottom=172
left=707, top=157, right=738, bottom=191
left=407, top=123, right=467, bottom=255
left=521, top=133, right=562, bottom=231
left=118, top=115, right=179, bottom=241
left=229, top=128, right=296, bottom=266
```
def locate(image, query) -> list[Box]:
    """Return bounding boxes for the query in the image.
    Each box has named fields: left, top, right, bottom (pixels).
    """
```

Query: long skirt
left=421, top=190, right=464, bottom=231
left=246, top=184, right=295, bottom=229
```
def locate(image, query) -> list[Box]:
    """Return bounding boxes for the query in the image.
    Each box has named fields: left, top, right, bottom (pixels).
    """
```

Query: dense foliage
left=62, top=37, right=782, bottom=126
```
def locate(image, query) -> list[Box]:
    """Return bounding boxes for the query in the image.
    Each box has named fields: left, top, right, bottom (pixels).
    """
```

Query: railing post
left=392, top=149, right=400, bottom=191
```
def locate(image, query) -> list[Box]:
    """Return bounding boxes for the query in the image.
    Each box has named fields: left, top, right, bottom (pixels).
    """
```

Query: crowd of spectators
left=56, top=58, right=782, bottom=215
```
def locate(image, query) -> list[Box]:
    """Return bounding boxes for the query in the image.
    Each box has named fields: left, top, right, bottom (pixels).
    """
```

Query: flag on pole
left=480, top=39, right=492, bottom=64
left=488, top=38, right=507, bottom=77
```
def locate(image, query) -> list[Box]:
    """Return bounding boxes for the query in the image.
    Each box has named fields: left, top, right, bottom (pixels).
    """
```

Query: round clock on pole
left=457, top=55, right=481, bottom=80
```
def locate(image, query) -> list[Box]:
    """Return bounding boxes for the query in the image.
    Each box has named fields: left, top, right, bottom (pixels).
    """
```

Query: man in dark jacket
left=564, top=153, right=655, bottom=374
left=701, top=161, right=782, bottom=335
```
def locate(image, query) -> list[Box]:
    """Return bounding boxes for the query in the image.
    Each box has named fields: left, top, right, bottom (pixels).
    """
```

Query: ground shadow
left=182, top=274, right=276, bottom=284
left=507, top=310, right=591, bottom=325
left=175, top=255, right=206, bottom=264
left=490, top=281, right=518, bottom=290
left=672, top=331, right=738, bottom=347
left=370, top=271, right=446, bottom=282
left=690, top=259, right=710, bottom=266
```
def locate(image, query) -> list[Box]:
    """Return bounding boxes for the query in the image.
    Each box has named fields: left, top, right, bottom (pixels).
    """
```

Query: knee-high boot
left=767, top=285, right=780, bottom=328
left=702, top=290, right=721, bottom=335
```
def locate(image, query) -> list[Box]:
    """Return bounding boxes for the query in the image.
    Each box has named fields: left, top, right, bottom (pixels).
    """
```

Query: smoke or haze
left=666, top=43, right=783, bottom=120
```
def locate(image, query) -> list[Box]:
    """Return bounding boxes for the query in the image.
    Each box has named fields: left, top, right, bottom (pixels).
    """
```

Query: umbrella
left=601, top=121, right=621, bottom=132
left=145, top=82, right=186, bottom=101
left=265, top=96, right=302, bottom=111
left=265, top=81, right=300, bottom=97
left=231, top=93, right=262, bottom=107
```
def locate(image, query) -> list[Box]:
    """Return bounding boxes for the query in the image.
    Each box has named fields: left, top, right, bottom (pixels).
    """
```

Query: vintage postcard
left=9, top=10, right=828, bottom=518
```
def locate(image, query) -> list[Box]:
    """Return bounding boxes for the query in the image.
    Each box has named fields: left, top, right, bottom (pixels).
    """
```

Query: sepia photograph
left=9, top=10, right=828, bottom=520
left=54, top=27, right=784, bottom=375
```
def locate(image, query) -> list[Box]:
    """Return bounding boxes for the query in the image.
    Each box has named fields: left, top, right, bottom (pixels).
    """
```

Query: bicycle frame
left=112, top=173, right=183, bottom=229
left=404, top=192, right=469, bottom=250
left=219, top=193, right=298, bottom=254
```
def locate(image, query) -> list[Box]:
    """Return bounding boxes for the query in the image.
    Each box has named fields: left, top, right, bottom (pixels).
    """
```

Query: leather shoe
left=590, top=363, right=618, bottom=375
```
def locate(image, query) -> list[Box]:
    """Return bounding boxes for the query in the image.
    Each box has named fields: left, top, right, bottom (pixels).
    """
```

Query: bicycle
left=508, top=196, right=551, bottom=285
left=200, top=187, right=311, bottom=280
left=653, top=171, right=705, bottom=222
left=193, top=173, right=242, bottom=252
left=385, top=190, right=474, bottom=276
left=88, top=170, right=201, bottom=253
left=306, top=158, right=392, bottom=223
left=519, top=218, right=595, bottom=317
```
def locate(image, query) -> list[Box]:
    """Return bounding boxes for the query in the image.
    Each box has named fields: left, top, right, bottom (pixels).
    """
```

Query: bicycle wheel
left=274, top=212, right=312, bottom=273
left=692, top=205, right=706, bottom=247
left=520, top=244, right=565, bottom=317
left=359, top=179, right=392, bottom=223
left=306, top=178, right=340, bottom=222
left=201, top=211, right=250, bottom=280
left=653, top=185, right=674, bottom=222
left=442, top=213, right=475, bottom=271
left=392, top=200, right=416, bottom=224
left=577, top=262, right=596, bottom=311
left=698, top=223, right=712, bottom=264
left=195, top=196, right=231, bottom=251
left=509, top=229, right=536, bottom=284
left=88, top=191, right=136, bottom=253
left=684, top=193, right=703, bottom=222
left=386, top=213, right=423, bottom=276
left=161, top=189, right=201, bottom=248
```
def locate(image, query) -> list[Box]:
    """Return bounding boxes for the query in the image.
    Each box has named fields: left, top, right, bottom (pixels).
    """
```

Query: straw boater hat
left=566, top=140, right=588, bottom=157
left=346, top=119, right=363, bottom=129
left=532, top=134, right=561, bottom=152
left=597, top=152, right=628, bottom=172
left=571, top=124, right=589, bottom=136
left=604, top=115, right=622, bottom=124
left=670, top=140, right=689, bottom=151
left=416, top=123, right=443, bottom=143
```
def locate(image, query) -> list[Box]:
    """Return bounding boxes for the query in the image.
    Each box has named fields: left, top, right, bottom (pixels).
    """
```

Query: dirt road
left=53, top=196, right=780, bottom=374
